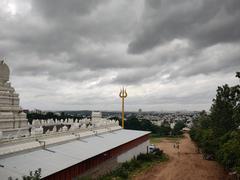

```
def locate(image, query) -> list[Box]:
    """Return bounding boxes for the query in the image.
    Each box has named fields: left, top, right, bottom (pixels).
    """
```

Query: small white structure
left=92, top=111, right=102, bottom=119
left=52, top=126, right=57, bottom=132
left=32, top=120, right=41, bottom=128
left=62, top=126, right=68, bottom=132
left=31, top=126, right=43, bottom=135
left=170, top=122, right=176, bottom=129
left=81, top=124, right=87, bottom=129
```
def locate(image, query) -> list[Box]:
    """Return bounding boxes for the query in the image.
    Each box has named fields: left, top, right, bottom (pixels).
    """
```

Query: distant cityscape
left=25, top=109, right=200, bottom=130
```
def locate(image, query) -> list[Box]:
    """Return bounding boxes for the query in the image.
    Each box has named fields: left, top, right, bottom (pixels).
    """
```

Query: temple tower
left=0, top=60, right=29, bottom=138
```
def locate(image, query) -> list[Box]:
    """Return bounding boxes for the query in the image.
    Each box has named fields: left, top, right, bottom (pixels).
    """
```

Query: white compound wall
left=117, top=140, right=150, bottom=163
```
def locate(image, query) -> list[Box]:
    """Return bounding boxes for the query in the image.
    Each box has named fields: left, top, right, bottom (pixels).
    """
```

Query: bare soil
left=133, top=133, right=230, bottom=180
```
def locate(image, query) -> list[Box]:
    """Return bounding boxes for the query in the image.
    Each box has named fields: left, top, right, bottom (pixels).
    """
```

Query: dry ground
left=133, top=133, right=230, bottom=180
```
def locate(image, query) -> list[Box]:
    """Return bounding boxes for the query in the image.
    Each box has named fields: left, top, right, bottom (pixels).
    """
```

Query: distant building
left=91, top=111, right=102, bottom=119
left=138, top=108, right=142, bottom=113
left=32, top=109, right=43, bottom=114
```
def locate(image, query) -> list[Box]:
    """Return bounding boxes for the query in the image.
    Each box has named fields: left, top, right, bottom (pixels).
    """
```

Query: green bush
left=112, top=166, right=129, bottom=179
left=129, top=159, right=141, bottom=169
left=98, top=152, right=166, bottom=180
left=136, top=153, right=152, bottom=162
left=216, top=131, right=240, bottom=171
left=22, top=168, right=41, bottom=180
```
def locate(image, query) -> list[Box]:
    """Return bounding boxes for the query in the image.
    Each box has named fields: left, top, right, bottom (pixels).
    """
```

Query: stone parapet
left=0, top=125, right=122, bottom=157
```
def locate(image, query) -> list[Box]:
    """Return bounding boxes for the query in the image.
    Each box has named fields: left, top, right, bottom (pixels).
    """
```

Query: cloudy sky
left=0, top=0, right=240, bottom=111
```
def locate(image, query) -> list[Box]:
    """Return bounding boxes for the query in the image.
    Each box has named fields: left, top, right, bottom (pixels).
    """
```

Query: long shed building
left=0, top=129, right=150, bottom=179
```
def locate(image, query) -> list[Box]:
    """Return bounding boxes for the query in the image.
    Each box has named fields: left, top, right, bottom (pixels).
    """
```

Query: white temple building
left=0, top=61, right=29, bottom=138
left=0, top=61, right=150, bottom=180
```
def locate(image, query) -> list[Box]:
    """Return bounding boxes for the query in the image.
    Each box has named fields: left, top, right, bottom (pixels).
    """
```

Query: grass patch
left=130, top=154, right=168, bottom=178
left=97, top=151, right=168, bottom=180
left=150, top=134, right=184, bottom=144
left=150, top=136, right=163, bottom=144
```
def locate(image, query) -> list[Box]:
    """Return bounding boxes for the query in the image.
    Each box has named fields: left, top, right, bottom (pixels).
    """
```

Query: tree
left=22, top=168, right=41, bottom=180
left=8, top=168, right=41, bottom=180
left=210, top=84, right=240, bottom=137
left=172, top=121, right=185, bottom=135
left=158, top=124, right=171, bottom=136
left=125, top=116, right=141, bottom=130
left=125, top=116, right=171, bottom=136
left=236, top=72, right=240, bottom=80
left=216, top=131, right=240, bottom=171
left=190, top=73, right=240, bottom=173
left=140, top=119, right=154, bottom=131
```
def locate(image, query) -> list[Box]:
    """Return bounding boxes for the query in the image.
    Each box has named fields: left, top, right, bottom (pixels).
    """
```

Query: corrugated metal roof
left=0, top=129, right=150, bottom=179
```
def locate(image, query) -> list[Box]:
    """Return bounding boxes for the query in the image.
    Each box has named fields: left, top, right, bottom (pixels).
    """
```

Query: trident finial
left=119, top=87, right=127, bottom=128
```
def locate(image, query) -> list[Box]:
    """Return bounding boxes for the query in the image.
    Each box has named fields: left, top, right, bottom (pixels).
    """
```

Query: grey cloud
left=147, top=0, right=162, bottom=9
left=178, top=57, right=240, bottom=78
left=1, top=0, right=239, bottom=111
left=111, top=67, right=164, bottom=85
left=128, top=0, right=240, bottom=54
left=11, top=55, right=106, bottom=83
left=169, top=44, right=240, bottom=78
left=130, top=92, right=213, bottom=105
left=32, top=0, right=108, bottom=19
left=0, top=0, right=135, bottom=60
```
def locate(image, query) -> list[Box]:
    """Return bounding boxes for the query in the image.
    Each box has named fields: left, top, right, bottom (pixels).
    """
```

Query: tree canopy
left=190, top=73, right=240, bottom=173
left=124, top=116, right=183, bottom=136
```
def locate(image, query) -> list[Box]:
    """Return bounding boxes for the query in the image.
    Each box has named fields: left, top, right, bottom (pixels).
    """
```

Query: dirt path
left=133, top=133, right=229, bottom=180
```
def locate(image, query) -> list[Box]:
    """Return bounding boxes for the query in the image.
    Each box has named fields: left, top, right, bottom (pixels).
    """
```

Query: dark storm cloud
left=0, top=0, right=139, bottom=82
left=128, top=0, right=240, bottom=54
left=0, top=0, right=240, bottom=111
left=0, top=0, right=133, bottom=60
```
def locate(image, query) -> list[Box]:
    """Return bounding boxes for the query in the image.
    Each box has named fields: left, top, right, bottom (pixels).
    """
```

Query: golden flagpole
left=119, top=87, right=127, bottom=128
